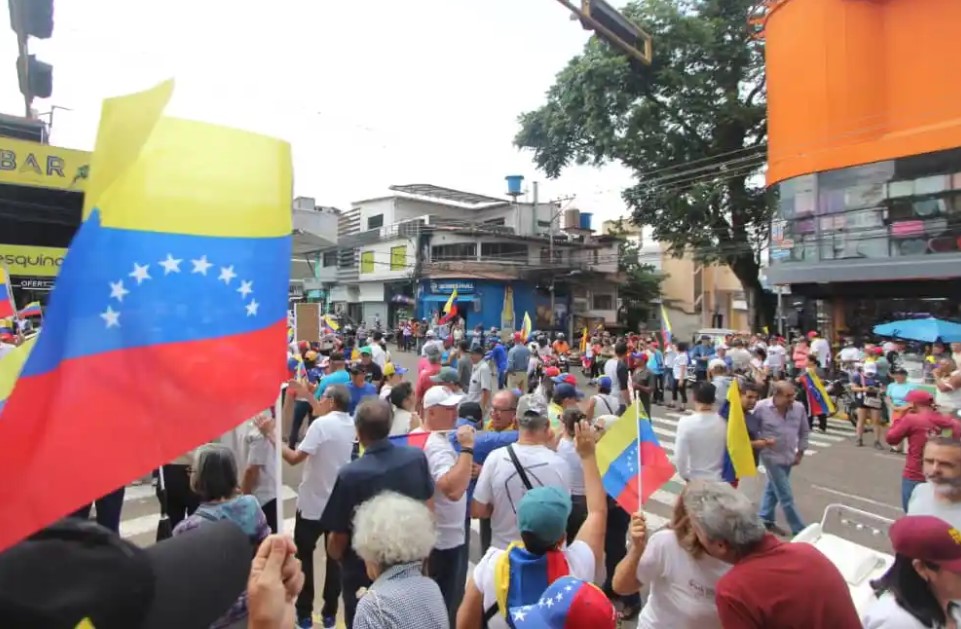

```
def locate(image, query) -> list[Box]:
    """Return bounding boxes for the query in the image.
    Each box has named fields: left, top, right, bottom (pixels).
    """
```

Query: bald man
left=751, top=380, right=810, bottom=537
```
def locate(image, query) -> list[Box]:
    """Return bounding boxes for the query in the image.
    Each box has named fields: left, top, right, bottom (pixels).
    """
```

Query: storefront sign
left=429, top=280, right=474, bottom=294
left=0, top=137, right=90, bottom=192
left=16, top=278, right=55, bottom=290
left=0, top=244, right=67, bottom=277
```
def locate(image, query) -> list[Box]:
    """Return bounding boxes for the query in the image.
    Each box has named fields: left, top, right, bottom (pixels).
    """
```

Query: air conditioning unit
left=293, top=196, right=316, bottom=211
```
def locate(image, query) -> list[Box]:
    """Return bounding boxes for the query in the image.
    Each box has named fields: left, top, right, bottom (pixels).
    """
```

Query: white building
left=316, top=184, right=624, bottom=333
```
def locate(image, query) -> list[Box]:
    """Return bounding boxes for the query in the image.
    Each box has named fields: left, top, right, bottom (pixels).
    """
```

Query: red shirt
left=886, top=409, right=961, bottom=480
left=715, top=535, right=860, bottom=629
left=415, top=364, right=441, bottom=406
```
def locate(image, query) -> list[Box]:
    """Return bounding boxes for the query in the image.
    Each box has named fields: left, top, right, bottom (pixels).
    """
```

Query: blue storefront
left=417, top=279, right=569, bottom=332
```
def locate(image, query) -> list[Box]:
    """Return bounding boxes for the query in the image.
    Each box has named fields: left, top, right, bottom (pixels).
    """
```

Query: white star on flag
left=544, top=598, right=554, bottom=608
left=100, top=306, right=120, bottom=328
left=109, top=280, right=129, bottom=303
left=159, top=254, right=182, bottom=275
left=555, top=593, right=563, bottom=602
left=191, top=255, right=213, bottom=275
left=512, top=608, right=528, bottom=621
left=237, top=280, right=253, bottom=298
left=218, top=265, right=237, bottom=284
left=129, top=263, right=151, bottom=285
left=246, top=300, right=259, bottom=317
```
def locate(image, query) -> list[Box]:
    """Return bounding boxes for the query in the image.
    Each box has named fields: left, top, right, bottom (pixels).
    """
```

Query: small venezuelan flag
left=0, top=270, right=14, bottom=319
left=720, top=378, right=757, bottom=483
left=596, top=405, right=675, bottom=513
left=800, top=369, right=836, bottom=416
left=17, top=301, right=42, bottom=318
left=0, top=335, right=38, bottom=416
left=0, top=81, right=293, bottom=552
left=519, top=312, right=532, bottom=343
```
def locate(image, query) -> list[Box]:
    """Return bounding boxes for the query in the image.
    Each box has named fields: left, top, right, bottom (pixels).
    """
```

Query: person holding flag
left=458, top=420, right=607, bottom=629
left=796, top=354, right=836, bottom=433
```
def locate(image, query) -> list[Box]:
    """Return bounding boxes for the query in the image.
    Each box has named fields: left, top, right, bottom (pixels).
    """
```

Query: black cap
left=458, top=401, right=484, bottom=425
left=349, top=363, right=365, bottom=375
left=0, top=519, right=251, bottom=629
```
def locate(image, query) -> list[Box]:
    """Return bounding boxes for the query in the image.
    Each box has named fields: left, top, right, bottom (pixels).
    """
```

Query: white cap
left=426, top=330, right=436, bottom=337
left=708, top=358, right=728, bottom=372
left=423, top=385, right=464, bottom=409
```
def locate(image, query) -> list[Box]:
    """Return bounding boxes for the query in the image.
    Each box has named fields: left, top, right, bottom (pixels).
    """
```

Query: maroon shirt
left=886, top=409, right=961, bottom=480
left=715, top=535, right=860, bottom=629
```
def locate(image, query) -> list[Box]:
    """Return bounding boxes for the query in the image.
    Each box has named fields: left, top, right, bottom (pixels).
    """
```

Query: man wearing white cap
left=420, top=385, right=477, bottom=624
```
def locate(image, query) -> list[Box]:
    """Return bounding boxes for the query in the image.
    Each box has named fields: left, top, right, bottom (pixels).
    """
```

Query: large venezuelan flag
left=720, top=378, right=757, bottom=483
left=800, top=370, right=836, bottom=416
left=596, top=404, right=675, bottom=513
left=0, top=270, right=14, bottom=319
left=0, top=81, right=292, bottom=552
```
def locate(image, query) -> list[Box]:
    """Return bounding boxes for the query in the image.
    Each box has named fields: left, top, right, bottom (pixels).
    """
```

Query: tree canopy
left=516, top=0, right=772, bottom=326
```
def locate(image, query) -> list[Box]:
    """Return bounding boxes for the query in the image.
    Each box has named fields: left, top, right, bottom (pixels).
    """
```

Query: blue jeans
left=901, top=478, right=922, bottom=512
left=758, top=462, right=806, bottom=535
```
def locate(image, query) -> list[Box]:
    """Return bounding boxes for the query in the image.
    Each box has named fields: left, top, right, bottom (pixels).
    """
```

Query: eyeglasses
left=492, top=406, right=517, bottom=413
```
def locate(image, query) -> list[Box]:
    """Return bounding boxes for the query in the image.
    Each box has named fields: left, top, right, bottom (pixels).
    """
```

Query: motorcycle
left=556, top=353, right=571, bottom=374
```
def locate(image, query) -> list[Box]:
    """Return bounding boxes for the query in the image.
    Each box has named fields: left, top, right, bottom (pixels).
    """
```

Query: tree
left=516, top=0, right=773, bottom=328
left=607, top=218, right=664, bottom=331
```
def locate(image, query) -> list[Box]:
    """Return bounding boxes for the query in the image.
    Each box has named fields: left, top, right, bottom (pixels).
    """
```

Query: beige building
left=602, top=219, right=749, bottom=340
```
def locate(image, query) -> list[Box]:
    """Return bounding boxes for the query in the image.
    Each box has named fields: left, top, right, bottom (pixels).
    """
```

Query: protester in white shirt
left=369, top=331, right=389, bottom=368
left=418, top=385, right=476, bottom=624
left=810, top=332, right=831, bottom=368
left=379, top=362, right=408, bottom=401
left=612, top=490, right=731, bottom=629
left=242, top=412, right=279, bottom=532
left=466, top=346, right=493, bottom=411
left=673, top=382, right=727, bottom=482
left=386, top=381, right=419, bottom=435
left=256, top=383, right=356, bottom=625
left=471, top=408, right=571, bottom=550
left=458, top=419, right=606, bottom=629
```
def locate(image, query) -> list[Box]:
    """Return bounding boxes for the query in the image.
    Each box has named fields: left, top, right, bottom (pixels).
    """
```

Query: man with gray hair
left=471, top=404, right=570, bottom=550
left=683, top=481, right=859, bottom=628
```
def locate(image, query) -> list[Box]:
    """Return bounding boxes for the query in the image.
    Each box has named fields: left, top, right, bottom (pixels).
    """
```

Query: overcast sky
left=0, top=0, right=638, bottom=222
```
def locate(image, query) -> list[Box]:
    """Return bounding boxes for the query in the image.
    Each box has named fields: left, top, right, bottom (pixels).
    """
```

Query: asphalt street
left=113, top=347, right=905, bottom=628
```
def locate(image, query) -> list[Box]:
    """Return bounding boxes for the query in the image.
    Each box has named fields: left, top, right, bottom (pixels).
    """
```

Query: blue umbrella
left=873, top=317, right=961, bottom=343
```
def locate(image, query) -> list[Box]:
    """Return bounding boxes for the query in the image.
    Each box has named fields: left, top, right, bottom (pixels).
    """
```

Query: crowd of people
left=4, top=318, right=961, bottom=628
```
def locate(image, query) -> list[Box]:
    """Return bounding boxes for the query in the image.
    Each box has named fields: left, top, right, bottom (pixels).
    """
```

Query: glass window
left=360, top=251, right=374, bottom=274
left=322, top=251, right=338, bottom=267
left=592, top=293, right=614, bottom=310
left=389, top=245, right=406, bottom=271
left=431, top=243, right=476, bottom=260
left=481, top=242, right=527, bottom=261
left=367, top=214, right=384, bottom=230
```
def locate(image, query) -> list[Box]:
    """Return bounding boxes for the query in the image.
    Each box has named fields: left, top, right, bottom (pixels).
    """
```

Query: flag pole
left=633, top=380, right=643, bottom=511
left=273, top=388, right=284, bottom=535
left=2, top=263, right=25, bottom=343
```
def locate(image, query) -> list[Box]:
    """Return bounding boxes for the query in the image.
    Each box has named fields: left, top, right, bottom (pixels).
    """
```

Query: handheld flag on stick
left=0, top=81, right=293, bottom=552
left=720, top=378, right=757, bottom=483
left=443, top=289, right=458, bottom=315
left=800, top=370, right=836, bottom=416
left=596, top=404, right=675, bottom=513
left=17, top=301, right=42, bottom=318
left=0, top=268, right=15, bottom=319
left=660, top=303, right=672, bottom=347
left=519, top=311, right=532, bottom=343
left=580, top=326, right=588, bottom=353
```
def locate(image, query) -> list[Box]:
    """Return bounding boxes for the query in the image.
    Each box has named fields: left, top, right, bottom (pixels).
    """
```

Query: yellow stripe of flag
left=726, top=378, right=757, bottom=479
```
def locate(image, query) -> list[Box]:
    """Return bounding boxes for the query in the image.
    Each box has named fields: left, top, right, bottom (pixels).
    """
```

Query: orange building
left=762, top=0, right=961, bottom=336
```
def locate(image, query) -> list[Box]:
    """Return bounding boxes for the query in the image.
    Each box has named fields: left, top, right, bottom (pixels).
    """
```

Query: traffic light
left=9, top=0, right=54, bottom=38
left=18, top=55, right=52, bottom=98
left=580, top=0, right=652, bottom=66
left=8, top=0, right=55, bottom=107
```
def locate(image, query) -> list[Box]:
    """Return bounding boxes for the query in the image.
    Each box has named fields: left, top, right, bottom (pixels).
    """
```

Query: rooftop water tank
left=579, top=212, right=593, bottom=231
left=563, top=208, right=581, bottom=230
left=505, top=175, right=524, bottom=198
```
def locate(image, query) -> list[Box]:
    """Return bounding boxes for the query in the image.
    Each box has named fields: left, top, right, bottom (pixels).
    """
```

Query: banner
left=0, top=138, right=89, bottom=191
left=0, top=244, right=67, bottom=277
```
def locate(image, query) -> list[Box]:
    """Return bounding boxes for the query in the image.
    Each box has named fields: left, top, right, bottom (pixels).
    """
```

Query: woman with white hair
left=352, top=491, right=448, bottom=629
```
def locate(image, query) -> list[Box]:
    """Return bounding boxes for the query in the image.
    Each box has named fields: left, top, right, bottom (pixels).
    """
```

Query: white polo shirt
left=295, top=410, right=356, bottom=520
left=422, top=431, right=467, bottom=550
left=673, top=411, right=726, bottom=482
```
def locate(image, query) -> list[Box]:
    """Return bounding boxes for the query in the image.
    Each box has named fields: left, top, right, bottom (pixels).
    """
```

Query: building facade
left=762, top=0, right=961, bottom=337
left=320, top=184, right=623, bottom=332
left=600, top=220, right=749, bottom=340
